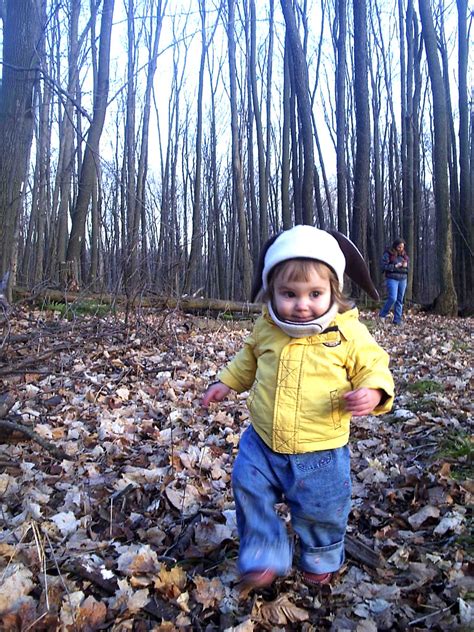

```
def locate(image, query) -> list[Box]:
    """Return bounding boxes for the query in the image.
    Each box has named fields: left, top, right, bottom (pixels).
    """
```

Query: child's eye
left=310, top=291, right=321, bottom=298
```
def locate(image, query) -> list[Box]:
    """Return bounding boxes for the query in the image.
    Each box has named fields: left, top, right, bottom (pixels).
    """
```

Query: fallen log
left=345, top=534, right=383, bottom=569
left=13, top=287, right=262, bottom=315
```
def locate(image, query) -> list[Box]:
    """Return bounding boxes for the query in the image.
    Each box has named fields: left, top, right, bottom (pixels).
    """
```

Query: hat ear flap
left=328, top=231, right=380, bottom=301
left=251, top=233, right=280, bottom=302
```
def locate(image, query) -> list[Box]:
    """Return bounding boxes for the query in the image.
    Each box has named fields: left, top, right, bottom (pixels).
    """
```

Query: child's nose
left=295, top=297, right=308, bottom=309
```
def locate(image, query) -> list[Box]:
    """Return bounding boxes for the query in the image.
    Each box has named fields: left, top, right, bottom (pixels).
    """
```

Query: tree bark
left=66, top=0, right=115, bottom=282
left=335, top=0, right=348, bottom=234
left=351, top=0, right=370, bottom=261
left=0, top=0, right=42, bottom=288
left=280, top=0, right=314, bottom=225
left=250, top=0, right=269, bottom=245
left=418, top=0, right=458, bottom=315
left=227, top=0, right=252, bottom=298
left=281, top=38, right=291, bottom=229
left=184, top=0, right=207, bottom=293
left=456, top=0, right=473, bottom=312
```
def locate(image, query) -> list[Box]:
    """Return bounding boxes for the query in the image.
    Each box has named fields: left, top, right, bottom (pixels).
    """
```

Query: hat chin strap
left=267, top=301, right=339, bottom=338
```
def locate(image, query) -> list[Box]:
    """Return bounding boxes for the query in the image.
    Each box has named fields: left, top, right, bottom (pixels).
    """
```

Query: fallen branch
left=0, top=343, right=71, bottom=376
left=408, top=602, right=456, bottom=627
left=0, top=419, right=71, bottom=460
left=345, top=534, right=383, bottom=569
left=65, top=561, right=179, bottom=622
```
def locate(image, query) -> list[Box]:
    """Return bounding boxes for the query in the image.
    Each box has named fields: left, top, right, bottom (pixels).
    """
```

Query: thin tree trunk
left=250, top=0, right=269, bottom=246
left=335, top=0, right=348, bottom=234
left=227, top=0, right=252, bottom=298
left=280, top=0, right=314, bottom=225
left=456, top=0, right=472, bottom=311
left=351, top=0, right=370, bottom=262
left=66, top=0, right=114, bottom=283
left=281, top=38, right=291, bottom=229
left=418, top=0, right=457, bottom=315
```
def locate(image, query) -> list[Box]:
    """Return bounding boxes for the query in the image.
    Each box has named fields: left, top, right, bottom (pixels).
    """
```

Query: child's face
left=273, top=266, right=332, bottom=322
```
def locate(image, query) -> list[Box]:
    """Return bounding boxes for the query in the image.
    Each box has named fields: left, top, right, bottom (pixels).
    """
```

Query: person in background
left=202, top=226, right=394, bottom=590
left=379, top=238, right=409, bottom=325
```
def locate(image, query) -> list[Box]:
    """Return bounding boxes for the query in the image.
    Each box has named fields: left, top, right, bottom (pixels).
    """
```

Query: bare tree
left=280, top=0, right=315, bottom=225
left=250, top=0, right=269, bottom=245
left=0, top=0, right=42, bottom=288
left=418, top=0, right=457, bottom=315
left=456, top=0, right=473, bottom=312
left=335, top=0, right=348, bottom=234
left=351, top=0, right=370, bottom=260
left=66, top=0, right=115, bottom=284
left=227, top=0, right=252, bottom=298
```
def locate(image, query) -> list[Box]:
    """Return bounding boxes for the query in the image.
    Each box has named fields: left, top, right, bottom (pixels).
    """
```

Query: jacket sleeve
left=217, top=324, right=259, bottom=393
left=345, top=328, right=395, bottom=415
left=381, top=251, right=395, bottom=273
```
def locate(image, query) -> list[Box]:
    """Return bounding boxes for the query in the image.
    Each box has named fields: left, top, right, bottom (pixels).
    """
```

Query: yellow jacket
left=219, top=307, right=394, bottom=454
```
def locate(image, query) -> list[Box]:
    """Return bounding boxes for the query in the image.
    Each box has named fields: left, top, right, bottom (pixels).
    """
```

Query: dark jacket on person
left=381, top=248, right=409, bottom=281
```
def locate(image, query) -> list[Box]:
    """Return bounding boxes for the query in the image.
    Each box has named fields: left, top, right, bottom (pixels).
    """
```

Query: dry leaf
left=256, top=594, right=309, bottom=625
left=116, top=545, right=161, bottom=577
left=154, top=566, right=187, bottom=599
left=192, top=576, right=225, bottom=609
left=0, top=565, right=34, bottom=614
left=165, top=481, right=202, bottom=516
left=408, top=505, right=440, bottom=530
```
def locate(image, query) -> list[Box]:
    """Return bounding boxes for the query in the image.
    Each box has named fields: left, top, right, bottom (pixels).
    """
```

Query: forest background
left=0, top=0, right=472, bottom=314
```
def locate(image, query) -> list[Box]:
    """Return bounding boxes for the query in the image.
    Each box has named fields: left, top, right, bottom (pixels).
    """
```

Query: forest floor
left=0, top=305, right=472, bottom=631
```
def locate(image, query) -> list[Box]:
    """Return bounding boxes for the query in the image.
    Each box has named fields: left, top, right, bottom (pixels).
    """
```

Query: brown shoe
left=302, top=571, right=332, bottom=586
left=240, top=569, right=277, bottom=589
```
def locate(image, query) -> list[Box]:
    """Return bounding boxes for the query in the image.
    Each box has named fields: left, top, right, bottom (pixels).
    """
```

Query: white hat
left=262, top=225, right=345, bottom=291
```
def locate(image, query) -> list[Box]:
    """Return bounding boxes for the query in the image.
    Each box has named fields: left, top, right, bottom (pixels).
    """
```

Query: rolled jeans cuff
left=238, top=538, right=293, bottom=575
left=299, top=539, right=345, bottom=574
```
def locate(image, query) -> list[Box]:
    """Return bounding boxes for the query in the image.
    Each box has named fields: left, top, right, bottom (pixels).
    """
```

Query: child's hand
left=344, top=388, right=382, bottom=417
left=202, top=381, right=231, bottom=407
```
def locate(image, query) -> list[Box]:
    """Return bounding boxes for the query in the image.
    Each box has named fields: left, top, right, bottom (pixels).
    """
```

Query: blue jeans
left=379, top=277, right=407, bottom=324
left=232, top=425, right=352, bottom=576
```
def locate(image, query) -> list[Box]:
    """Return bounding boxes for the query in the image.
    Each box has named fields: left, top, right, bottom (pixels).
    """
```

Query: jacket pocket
left=294, top=449, right=334, bottom=472
left=330, top=390, right=342, bottom=429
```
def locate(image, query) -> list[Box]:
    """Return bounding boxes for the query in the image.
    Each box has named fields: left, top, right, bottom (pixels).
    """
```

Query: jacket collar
left=266, top=301, right=340, bottom=338
left=263, top=305, right=360, bottom=340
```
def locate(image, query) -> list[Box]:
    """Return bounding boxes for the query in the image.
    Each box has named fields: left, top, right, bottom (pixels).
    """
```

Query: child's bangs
left=276, top=259, right=330, bottom=284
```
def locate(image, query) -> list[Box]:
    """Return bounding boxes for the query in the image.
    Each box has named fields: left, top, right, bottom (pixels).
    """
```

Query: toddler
left=202, top=226, right=394, bottom=589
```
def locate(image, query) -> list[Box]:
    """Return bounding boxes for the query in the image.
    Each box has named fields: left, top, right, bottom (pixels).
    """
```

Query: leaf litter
left=0, top=307, right=472, bottom=630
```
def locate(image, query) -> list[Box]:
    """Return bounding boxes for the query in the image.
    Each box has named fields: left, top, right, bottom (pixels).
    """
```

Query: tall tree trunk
left=137, top=0, right=166, bottom=287
left=369, top=44, right=383, bottom=289
left=418, top=0, right=457, bottom=315
left=184, top=0, right=207, bottom=293
left=351, top=0, right=370, bottom=261
left=265, top=0, right=275, bottom=234
left=280, top=0, right=314, bottom=225
left=124, top=0, right=139, bottom=294
left=412, top=14, right=423, bottom=302
left=456, top=0, right=473, bottom=312
left=0, top=0, right=42, bottom=287
left=33, top=72, right=51, bottom=285
left=250, top=0, right=269, bottom=246
left=335, top=0, right=347, bottom=234
left=208, top=59, right=226, bottom=298
left=401, top=0, right=415, bottom=299
left=227, top=0, right=252, bottom=298
left=281, top=38, right=291, bottom=229
left=66, top=0, right=114, bottom=283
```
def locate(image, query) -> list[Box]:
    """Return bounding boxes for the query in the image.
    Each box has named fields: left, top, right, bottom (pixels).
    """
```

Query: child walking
left=202, top=226, right=394, bottom=589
